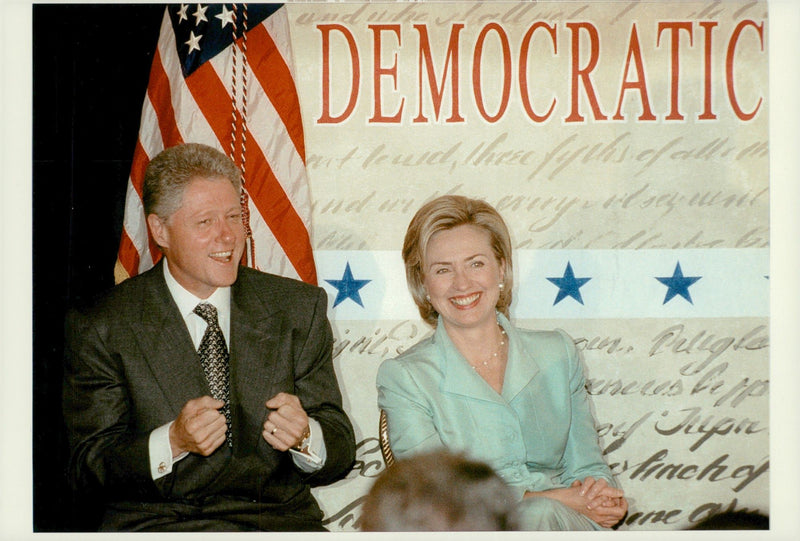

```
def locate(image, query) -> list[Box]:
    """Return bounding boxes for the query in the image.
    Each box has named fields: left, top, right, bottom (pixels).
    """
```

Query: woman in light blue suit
left=377, top=195, right=628, bottom=530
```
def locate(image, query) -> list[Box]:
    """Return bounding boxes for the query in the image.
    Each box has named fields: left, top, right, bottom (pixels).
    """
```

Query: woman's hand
left=572, top=477, right=628, bottom=527
left=524, top=477, right=628, bottom=528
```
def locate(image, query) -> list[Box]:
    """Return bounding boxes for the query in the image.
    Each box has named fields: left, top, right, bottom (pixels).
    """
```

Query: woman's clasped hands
left=572, top=476, right=628, bottom=527
left=525, top=476, right=628, bottom=528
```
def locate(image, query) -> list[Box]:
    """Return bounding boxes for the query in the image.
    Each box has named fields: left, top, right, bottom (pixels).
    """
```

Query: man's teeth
left=210, top=251, right=232, bottom=260
left=451, top=293, right=480, bottom=306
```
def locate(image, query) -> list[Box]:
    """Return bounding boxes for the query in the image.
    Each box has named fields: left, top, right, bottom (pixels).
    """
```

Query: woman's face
left=423, top=224, right=505, bottom=332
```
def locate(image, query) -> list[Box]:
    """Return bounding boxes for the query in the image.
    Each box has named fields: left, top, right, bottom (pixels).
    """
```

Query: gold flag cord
left=230, top=4, right=255, bottom=268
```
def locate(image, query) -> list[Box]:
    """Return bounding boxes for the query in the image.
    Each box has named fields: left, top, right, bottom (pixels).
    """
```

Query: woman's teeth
left=451, top=293, right=480, bottom=306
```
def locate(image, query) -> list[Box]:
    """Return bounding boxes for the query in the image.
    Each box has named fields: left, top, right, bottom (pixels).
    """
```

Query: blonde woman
left=377, top=195, right=627, bottom=530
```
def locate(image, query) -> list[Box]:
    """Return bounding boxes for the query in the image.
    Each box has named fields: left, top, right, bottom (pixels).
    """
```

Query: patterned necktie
left=193, top=303, right=232, bottom=447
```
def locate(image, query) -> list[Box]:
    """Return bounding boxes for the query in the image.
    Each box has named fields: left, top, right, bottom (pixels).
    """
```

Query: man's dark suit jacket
left=63, top=261, right=356, bottom=531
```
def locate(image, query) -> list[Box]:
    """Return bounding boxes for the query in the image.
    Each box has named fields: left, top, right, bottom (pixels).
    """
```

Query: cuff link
left=293, top=426, right=311, bottom=453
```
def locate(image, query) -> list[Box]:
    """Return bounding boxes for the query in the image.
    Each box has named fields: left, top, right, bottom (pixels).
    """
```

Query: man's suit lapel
left=135, top=262, right=211, bottom=416
left=229, top=273, right=282, bottom=451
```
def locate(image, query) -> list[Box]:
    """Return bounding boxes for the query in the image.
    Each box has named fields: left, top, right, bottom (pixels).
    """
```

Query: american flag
left=115, top=3, right=317, bottom=284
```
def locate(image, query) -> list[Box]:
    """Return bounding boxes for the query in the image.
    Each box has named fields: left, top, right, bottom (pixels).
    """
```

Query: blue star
left=547, top=262, right=591, bottom=305
left=656, top=261, right=701, bottom=304
left=325, top=262, right=371, bottom=308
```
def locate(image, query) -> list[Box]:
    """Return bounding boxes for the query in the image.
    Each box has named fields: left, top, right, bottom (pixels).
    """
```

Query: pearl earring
left=498, top=283, right=504, bottom=290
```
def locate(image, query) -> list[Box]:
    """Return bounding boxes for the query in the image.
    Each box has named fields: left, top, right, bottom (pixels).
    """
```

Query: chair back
left=378, top=409, right=396, bottom=467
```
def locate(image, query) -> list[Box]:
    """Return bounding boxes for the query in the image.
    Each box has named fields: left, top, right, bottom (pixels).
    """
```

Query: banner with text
left=286, top=1, right=768, bottom=530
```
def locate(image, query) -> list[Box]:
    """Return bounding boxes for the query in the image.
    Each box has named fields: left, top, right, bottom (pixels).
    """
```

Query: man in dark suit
left=63, top=143, right=356, bottom=531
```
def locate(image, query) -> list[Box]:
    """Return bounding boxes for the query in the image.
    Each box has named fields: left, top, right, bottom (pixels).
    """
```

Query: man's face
left=148, top=176, right=246, bottom=299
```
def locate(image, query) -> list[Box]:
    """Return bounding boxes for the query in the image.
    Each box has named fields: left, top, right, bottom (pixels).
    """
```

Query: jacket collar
left=436, top=313, right=541, bottom=404
left=228, top=270, right=283, bottom=452
left=499, top=314, right=542, bottom=402
left=135, top=261, right=212, bottom=414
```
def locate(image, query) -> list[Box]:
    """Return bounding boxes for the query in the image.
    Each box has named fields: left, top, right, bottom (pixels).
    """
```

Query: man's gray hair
left=143, top=143, right=242, bottom=219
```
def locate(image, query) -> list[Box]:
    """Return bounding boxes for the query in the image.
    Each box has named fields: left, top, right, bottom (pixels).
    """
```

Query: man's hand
left=262, top=392, right=310, bottom=452
left=169, top=396, right=227, bottom=457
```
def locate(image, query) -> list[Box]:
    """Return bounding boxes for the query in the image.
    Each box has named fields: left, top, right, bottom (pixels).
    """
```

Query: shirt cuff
left=149, top=421, right=188, bottom=480
left=289, top=417, right=326, bottom=472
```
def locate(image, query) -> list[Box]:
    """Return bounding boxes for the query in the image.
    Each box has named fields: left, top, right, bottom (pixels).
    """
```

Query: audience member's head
left=689, top=510, right=769, bottom=530
left=360, top=450, right=516, bottom=531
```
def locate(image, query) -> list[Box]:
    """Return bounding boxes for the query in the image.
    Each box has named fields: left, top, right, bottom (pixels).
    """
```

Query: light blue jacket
left=376, top=313, right=616, bottom=501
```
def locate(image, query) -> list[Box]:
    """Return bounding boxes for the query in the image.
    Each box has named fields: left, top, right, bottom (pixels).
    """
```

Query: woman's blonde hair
left=402, top=195, right=513, bottom=327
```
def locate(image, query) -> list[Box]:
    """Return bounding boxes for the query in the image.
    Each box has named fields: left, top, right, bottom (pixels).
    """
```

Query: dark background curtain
left=32, top=4, right=164, bottom=531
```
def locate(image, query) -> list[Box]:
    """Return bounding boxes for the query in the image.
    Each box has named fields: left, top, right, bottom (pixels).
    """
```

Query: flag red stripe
left=148, top=49, right=184, bottom=148
left=184, top=62, right=315, bottom=282
left=129, top=139, right=149, bottom=197
left=123, top=135, right=162, bottom=274
left=117, top=229, right=141, bottom=279
left=246, top=25, right=306, bottom=161
left=243, top=136, right=317, bottom=283
left=184, top=61, right=234, bottom=152
left=117, top=141, right=149, bottom=278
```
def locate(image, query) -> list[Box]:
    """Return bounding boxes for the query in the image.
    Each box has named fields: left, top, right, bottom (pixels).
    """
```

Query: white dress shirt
left=148, top=260, right=326, bottom=480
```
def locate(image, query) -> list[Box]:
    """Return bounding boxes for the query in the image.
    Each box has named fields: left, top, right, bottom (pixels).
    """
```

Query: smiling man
left=62, top=143, right=355, bottom=531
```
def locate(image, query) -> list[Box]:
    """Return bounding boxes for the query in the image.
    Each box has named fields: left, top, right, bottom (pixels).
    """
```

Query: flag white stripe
left=247, top=91, right=311, bottom=220
left=138, top=95, right=164, bottom=159
left=121, top=97, right=161, bottom=262
left=263, top=7, right=295, bottom=78
left=121, top=182, right=147, bottom=248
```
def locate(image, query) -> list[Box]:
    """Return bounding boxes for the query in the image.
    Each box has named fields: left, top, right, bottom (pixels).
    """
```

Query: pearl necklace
left=472, top=326, right=507, bottom=371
